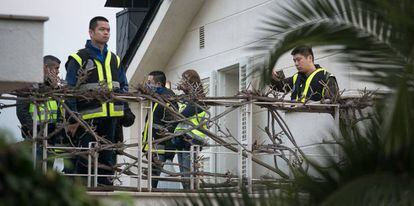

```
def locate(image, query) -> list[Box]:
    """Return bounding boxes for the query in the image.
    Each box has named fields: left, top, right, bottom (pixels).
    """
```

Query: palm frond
left=286, top=95, right=414, bottom=204
left=320, top=174, right=414, bottom=206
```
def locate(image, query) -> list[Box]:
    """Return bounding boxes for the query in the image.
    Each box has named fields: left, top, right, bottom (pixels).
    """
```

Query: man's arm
left=270, top=70, right=294, bottom=93
left=65, top=57, right=80, bottom=136
left=16, top=99, right=32, bottom=138
left=118, top=66, right=128, bottom=93
left=270, top=77, right=294, bottom=93
left=65, top=58, right=80, bottom=113
left=120, top=103, right=135, bottom=127
left=323, top=76, right=340, bottom=102
left=164, top=98, right=179, bottom=133
left=65, top=58, right=79, bottom=88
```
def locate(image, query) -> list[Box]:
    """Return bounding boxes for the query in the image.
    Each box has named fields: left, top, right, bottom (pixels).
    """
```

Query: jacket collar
left=85, top=40, right=108, bottom=58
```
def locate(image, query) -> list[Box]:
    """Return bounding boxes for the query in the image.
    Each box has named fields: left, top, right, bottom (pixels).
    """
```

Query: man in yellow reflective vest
left=16, top=55, right=63, bottom=165
left=271, top=45, right=339, bottom=102
left=65, top=16, right=128, bottom=186
left=142, top=71, right=178, bottom=188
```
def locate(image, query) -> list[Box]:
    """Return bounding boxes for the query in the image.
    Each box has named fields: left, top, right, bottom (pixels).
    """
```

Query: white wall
left=164, top=0, right=381, bottom=91
left=165, top=0, right=273, bottom=81
left=161, top=0, right=377, bottom=180
left=0, top=16, right=46, bottom=91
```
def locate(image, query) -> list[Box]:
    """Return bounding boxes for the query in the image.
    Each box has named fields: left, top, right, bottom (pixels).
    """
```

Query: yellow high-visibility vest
left=174, top=102, right=207, bottom=140
left=29, top=100, right=58, bottom=123
left=142, top=103, right=165, bottom=154
left=292, top=68, right=327, bottom=103
left=70, top=51, right=123, bottom=120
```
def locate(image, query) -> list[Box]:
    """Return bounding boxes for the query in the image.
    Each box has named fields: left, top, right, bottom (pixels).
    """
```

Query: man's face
left=293, top=54, right=313, bottom=74
left=89, top=21, right=110, bottom=45
left=44, top=62, right=60, bottom=85
left=146, top=75, right=160, bottom=87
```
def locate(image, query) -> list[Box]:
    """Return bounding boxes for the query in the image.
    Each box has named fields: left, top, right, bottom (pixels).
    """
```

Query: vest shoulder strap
left=76, top=49, right=91, bottom=67
left=292, top=73, right=299, bottom=84
left=68, top=49, right=91, bottom=68
left=109, top=52, right=121, bottom=69
left=70, top=49, right=119, bottom=69
left=114, top=52, right=121, bottom=68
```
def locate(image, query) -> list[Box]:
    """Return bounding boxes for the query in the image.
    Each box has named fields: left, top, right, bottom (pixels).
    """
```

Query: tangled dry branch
left=0, top=79, right=377, bottom=190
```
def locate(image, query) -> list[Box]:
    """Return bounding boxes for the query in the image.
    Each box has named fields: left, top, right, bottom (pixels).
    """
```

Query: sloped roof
left=105, top=0, right=151, bottom=8
left=125, top=0, right=205, bottom=84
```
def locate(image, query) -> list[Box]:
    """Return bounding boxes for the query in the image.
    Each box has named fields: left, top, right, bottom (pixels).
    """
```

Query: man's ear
left=89, top=29, right=94, bottom=37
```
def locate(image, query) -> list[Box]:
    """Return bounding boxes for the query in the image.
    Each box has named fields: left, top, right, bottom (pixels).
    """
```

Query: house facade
left=119, top=0, right=379, bottom=189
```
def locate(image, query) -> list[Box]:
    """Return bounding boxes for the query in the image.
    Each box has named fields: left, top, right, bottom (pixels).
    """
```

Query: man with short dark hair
left=43, top=55, right=61, bottom=64
left=43, top=55, right=61, bottom=88
left=271, top=45, right=339, bottom=102
left=142, top=70, right=178, bottom=188
left=65, top=16, right=128, bottom=185
left=16, top=55, right=63, bottom=166
left=17, top=55, right=62, bottom=140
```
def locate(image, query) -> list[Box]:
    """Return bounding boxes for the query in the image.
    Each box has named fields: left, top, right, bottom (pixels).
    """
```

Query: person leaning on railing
left=270, top=45, right=339, bottom=103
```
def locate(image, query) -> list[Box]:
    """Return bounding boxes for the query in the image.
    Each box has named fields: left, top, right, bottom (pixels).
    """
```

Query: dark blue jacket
left=150, top=87, right=178, bottom=139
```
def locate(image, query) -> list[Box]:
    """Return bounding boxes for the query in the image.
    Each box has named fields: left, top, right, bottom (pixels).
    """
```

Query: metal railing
left=31, top=99, right=341, bottom=192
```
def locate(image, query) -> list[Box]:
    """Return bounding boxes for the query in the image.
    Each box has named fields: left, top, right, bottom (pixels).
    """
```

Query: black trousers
left=75, top=117, right=118, bottom=185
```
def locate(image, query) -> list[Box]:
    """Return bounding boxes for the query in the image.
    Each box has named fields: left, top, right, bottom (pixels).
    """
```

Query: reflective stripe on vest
left=174, top=103, right=207, bottom=139
left=292, top=68, right=326, bottom=103
left=78, top=82, right=120, bottom=91
left=70, top=53, right=83, bottom=66
left=70, top=51, right=123, bottom=120
left=29, top=100, right=58, bottom=123
left=142, top=103, right=165, bottom=154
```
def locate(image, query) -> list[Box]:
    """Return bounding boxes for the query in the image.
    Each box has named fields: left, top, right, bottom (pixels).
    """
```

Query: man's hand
left=272, top=69, right=285, bottom=81
left=67, top=123, right=80, bottom=137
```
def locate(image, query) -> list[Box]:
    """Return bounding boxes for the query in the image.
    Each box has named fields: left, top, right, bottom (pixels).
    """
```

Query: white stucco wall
left=160, top=0, right=378, bottom=180
left=125, top=0, right=382, bottom=185
left=0, top=14, right=47, bottom=92
left=163, top=0, right=382, bottom=91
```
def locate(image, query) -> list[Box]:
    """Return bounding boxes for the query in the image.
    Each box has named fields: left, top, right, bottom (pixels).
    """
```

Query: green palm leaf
left=182, top=1, right=414, bottom=205
left=251, top=0, right=414, bottom=205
